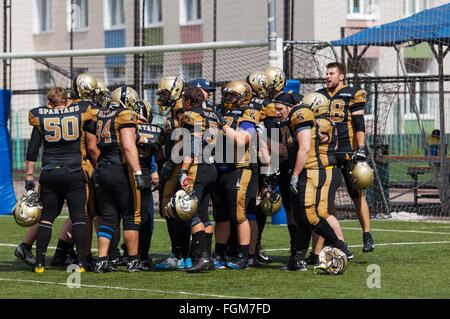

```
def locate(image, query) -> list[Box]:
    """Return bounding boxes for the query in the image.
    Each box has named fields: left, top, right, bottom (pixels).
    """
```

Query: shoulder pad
left=117, top=109, right=138, bottom=126
left=290, top=106, right=314, bottom=128
left=239, top=107, right=261, bottom=124
left=182, top=110, right=204, bottom=127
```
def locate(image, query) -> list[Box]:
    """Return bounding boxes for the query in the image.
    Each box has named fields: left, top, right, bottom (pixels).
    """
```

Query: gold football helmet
left=221, top=80, right=253, bottom=111
left=133, top=100, right=152, bottom=123
left=157, top=76, right=184, bottom=110
left=315, top=246, right=348, bottom=275
left=259, top=186, right=282, bottom=217
left=164, top=189, right=198, bottom=221
left=246, top=71, right=268, bottom=98
left=264, top=67, right=286, bottom=97
left=71, top=73, right=98, bottom=101
left=13, top=190, right=42, bottom=227
left=111, top=86, right=139, bottom=109
left=302, top=92, right=330, bottom=117
left=93, top=78, right=111, bottom=109
left=349, top=160, right=374, bottom=190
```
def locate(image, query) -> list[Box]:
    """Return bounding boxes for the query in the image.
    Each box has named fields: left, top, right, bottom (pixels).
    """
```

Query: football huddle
left=12, top=62, right=375, bottom=276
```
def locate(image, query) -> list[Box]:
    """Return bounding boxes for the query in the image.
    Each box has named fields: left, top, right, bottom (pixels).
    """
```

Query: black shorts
left=39, top=167, right=87, bottom=224
left=97, top=164, right=141, bottom=231
left=212, top=167, right=258, bottom=224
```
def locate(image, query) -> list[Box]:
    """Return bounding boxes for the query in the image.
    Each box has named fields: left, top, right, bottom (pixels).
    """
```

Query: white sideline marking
left=341, top=227, right=450, bottom=235
left=0, top=277, right=258, bottom=299
left=265, top=241, right=450, bottom=252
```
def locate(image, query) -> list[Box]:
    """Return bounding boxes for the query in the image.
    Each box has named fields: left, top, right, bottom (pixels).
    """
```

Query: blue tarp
left=331, top=3, right=450, bottom=47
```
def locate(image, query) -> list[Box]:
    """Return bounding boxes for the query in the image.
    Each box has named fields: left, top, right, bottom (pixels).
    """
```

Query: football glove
left=290, top=175, right=299, bottom=194
left=352, top=146, right=366, bottom=161
left=160, top=160, right=175, bottom=182
left=179, top=170, right=189, bottom=189
left=135, top=172, right=152, bottom=190
left=25, top=180, right=35, bottom=191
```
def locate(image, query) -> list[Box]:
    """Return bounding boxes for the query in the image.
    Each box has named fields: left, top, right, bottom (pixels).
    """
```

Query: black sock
left=288, top=224, right=296, bottom=252
left=191, top=231, right=206, bottom=258
left=294, top=222, right=312, bottom=252
left=36, top=223, right=53, bottom=265
left=215, top=243, right=227, bottom=259
left=239, top=245, right=249, bottom=261
left=72, top=222, right=87, bottom=266
left=128, top=254, right=139, bottom=262
left=108, top=227, right=121, bottom=259
left=56, top=239, right=72, bottom=251
left=21, top=242, right=32, bottom=250
left=205, top=232, right=213, bottom=256
left=139, top=220, right=151, bottom=261
left=312, top=218, right=342, bottom=248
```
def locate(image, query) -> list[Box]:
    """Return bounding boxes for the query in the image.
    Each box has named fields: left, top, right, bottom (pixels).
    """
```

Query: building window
left=144, top=0, right=163, bottom=27
left=181, top=63, right=202, bottom=82
left=35, top=0, right=53, bottom=33
left=36, top=69, right=53, bottom=106
left=68, top=0, right=89, bottom=31
left=104, top=0, right=125, bottom=29
left=106, top=66, right=126, bottom=86
left=347, top=0, right=379, bottom=20
left=180, top=0, right=202, bottom=25
left=404, top=0, right=428, bottom=16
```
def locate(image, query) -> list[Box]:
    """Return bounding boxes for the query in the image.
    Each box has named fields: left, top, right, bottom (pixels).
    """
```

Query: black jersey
left=95, top=107, right=138, bottom=166
left=316, top=84, right=366, bottom=151
left=28, top=102, right=95, bottom=168
left=279, top=105, right=323, bottom=170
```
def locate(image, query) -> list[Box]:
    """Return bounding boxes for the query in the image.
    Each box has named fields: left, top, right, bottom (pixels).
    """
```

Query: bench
left=406, top=166, right=445, bottom=206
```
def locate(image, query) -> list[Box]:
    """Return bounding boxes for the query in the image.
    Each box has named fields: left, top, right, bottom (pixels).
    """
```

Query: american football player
left=263, top=67, right=303, bottom=265
left=92, top=86, right=151, bottom=273
left=273, top=92, right=349, bottom=271
left=302, top=92, right=353, bottom=265
left=49, top=74, right=101, bottom=271
left=134, top=99, right=163, bottom=270
left=154, top=76, right=192, bottom=270
left=316, top=62, right=374, bottom=252
left=212, top=80, right=260, bottom=269
left=26, top=86, right=97, bottom=273
left=176, top=87, right=220, bottom=272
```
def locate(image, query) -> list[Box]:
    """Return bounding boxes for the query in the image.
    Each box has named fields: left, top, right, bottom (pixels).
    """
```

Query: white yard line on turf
left=0, top=277, right=258, bottom=299
left=263, top=241, right=450, bottom=252
left=341, top=227, right=450, bottom=235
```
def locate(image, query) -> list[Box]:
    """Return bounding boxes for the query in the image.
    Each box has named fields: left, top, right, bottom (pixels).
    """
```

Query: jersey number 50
left=44, top=116, right=79, bottom=142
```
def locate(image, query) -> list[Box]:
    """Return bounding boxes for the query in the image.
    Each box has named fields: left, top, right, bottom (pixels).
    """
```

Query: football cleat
left=343, top=241, right=354, bottom=260
left=85, top=253, right=97, bottom=272
left=256, top=244, right=273, bottom=263
left=212, top=254, right=226, bottom=269
left=363, top=232, right=375, bottom=252
left=14, top=243, right=36, bottom=266
left=94, top=259, right=118, bottom=273
left=281, top=251, right=308, bottom=271
left=33, top=263, right=45, bottom=274
left=305, top=253, right=320, bottom=266
left=176, top=258, right=186, bottom=270
left=154, top=253, right=179, bottom=270
left=185, top=253, right=212, bottom=273
left=75, top=264, right=86, bottom=273
left=248, top=257, right=262, bottom=267
left=137, top=260, right=152, bottom=271
left=50, top=248, right=68, bottom=267
left=226, top=254, right=248, bottom=270
left=126, top=258, right=142, bottom=272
